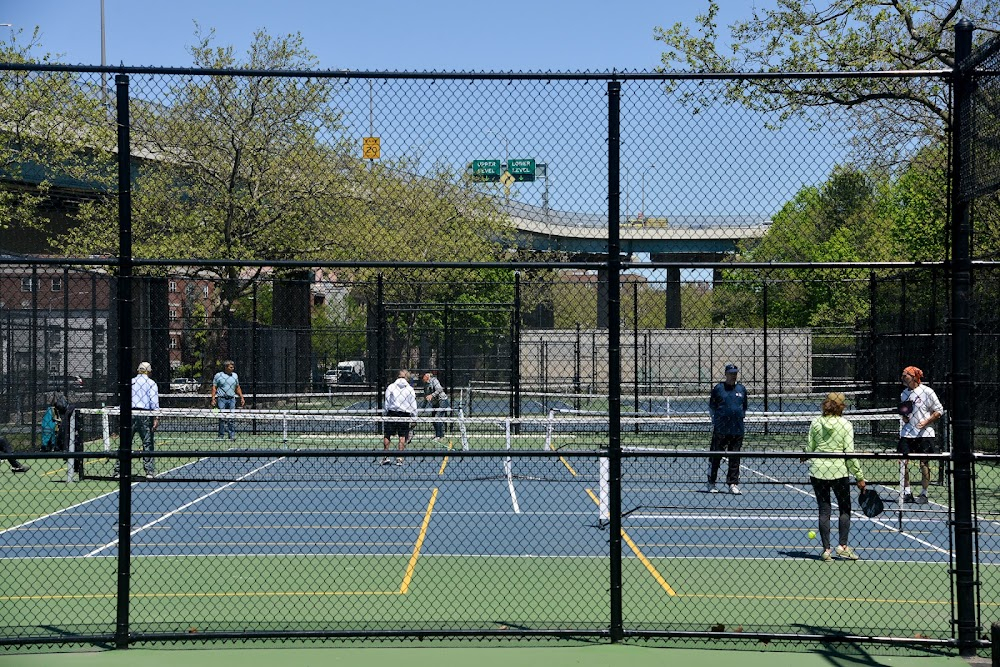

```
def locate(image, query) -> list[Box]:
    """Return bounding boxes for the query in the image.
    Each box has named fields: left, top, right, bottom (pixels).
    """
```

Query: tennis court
left=0, top=407, right=975, bottom=640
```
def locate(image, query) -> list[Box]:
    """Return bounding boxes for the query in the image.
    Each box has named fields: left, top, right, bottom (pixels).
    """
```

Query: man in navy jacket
left=706, top=363, right=749, bottom=495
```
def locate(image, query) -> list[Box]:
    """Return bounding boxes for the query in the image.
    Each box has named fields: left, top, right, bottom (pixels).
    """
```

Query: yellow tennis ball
left=807, top=530, right=817, bottom=540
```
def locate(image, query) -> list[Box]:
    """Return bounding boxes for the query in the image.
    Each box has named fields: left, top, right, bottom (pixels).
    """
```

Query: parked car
left=323, top=369, right=339, bottom=386
left=170, top=377, right=199, bottom=393
left=335, top=360, right=366, bottom=384
left=45, top=375, right=85, bottom=392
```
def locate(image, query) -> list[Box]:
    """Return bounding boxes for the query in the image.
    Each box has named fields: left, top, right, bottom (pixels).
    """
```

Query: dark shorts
left=897, top=437, right=937, bottom=456
left=384, top=411, right=411, bottom=439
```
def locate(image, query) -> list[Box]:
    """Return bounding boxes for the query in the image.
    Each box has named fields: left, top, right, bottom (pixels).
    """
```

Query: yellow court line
left=585, top=488, right=676, bottom=597
left=559, top=457, right=577, bottom=476
left=677, top=592, right=951, bottom=604
left=1, top=590, right=402, bottom=601
left=438, top=442, right=453, bottom=476
left=400, top=487, right=438, bottom=594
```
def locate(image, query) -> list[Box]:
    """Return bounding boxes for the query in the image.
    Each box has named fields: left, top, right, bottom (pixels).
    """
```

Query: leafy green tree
left=0, top=28, right=113, bottom=241
left=654, top=1, right=998, bottom=166
left=721, top=146, right=949, bottom=327
left=57, top=27, right=516, bottom=376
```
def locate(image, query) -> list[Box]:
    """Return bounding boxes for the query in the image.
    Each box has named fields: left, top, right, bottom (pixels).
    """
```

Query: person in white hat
left=114, top=361, right=159, bottom=480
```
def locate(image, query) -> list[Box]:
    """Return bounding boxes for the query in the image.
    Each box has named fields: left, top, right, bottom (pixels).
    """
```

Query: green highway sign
left=471, top=159, right=502, bottom=182
left=508, top=158, right=536, bottom=182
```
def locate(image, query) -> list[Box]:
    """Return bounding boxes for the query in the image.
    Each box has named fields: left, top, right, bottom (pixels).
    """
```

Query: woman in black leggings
left=803, top=392, right=865, bottom=562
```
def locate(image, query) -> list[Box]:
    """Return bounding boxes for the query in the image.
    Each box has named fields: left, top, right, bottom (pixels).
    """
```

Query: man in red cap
left=898, top=365, right=944, bottom=504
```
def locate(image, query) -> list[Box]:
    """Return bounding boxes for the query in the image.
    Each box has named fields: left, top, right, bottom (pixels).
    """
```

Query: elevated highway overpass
left=504, top=202, right=772, bottom=327
left=507, top=205, right=770, bottom=259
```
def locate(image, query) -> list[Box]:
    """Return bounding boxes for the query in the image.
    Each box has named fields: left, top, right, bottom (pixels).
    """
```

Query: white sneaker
left=729, top=484, right=742, bottom=495
left=705, top=482, right=718, bottom=494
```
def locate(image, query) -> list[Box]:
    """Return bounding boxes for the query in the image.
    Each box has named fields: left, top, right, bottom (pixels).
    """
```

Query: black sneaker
left=916, top=494, right=929, bottom=504
left=11, top=464, right=29, bottom=473
left=904, top=493, right=915, bottom=503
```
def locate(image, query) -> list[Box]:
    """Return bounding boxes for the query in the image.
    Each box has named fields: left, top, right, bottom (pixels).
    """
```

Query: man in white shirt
left=114, top=361, right=160, bottom=480
left=898, top=365, right=944, bottom=504
left=381, top=369, right=417, bottom=466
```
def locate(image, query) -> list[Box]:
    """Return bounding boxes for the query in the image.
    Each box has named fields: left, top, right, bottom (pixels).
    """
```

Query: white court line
left=84, top=457, right=290, bottom=557
left=0, top=488, right=121, bottom=538
left=739, top=461, right=951, bottom=555
left=503, top=458, right=521, bottom=514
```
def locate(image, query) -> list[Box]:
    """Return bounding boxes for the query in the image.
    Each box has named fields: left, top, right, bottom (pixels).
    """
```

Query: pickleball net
left=65, top=407, right=912, bottom=486
left=459, top=386, right=874, bottom=416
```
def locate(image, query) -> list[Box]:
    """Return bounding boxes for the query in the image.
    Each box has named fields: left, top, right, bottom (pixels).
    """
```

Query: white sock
left=904, top=486, right=912, bottom=495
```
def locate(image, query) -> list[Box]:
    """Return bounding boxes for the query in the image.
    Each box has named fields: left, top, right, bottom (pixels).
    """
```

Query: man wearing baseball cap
left=114, top=361, right=159, bottom=480
left=707, top=363, right=749, bottom=495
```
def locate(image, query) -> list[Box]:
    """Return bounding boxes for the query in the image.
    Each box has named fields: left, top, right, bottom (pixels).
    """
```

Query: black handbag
left=859, top=488, right=884, bottom=517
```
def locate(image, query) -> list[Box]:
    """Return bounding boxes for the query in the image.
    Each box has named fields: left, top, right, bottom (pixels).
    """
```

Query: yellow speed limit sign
left=363, top=137, right=381, bottom=159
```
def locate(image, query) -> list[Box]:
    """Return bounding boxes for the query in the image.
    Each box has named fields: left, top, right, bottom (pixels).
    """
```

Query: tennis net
left=66, top=407, right=912, bottom=483
left=157, top=390, right=380, bottom=412
left=460, top=386, right=873, bottom=417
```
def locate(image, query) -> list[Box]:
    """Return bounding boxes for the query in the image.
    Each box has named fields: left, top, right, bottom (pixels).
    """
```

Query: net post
left=458, top=407, right=469, bottom=451
left=101, top=405, right=111, bottom=452
left=898, top=458, right=905, bottom=532
left=65, top=409, right=76, bottom=484
left=282, top=410, right=288, bottom=448
left=599, top=456, right=610, bottom=522
left=545, top=409, right=554, bottom=451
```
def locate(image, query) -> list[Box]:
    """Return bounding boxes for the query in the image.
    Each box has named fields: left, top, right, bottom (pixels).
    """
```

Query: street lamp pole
left=100, top=0, right=108, bottom=106
left=487, top=129, right=509, bottom=166
left=100, top=0, right=106, bottom=67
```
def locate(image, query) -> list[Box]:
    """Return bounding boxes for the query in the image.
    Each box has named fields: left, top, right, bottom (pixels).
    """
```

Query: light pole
left=487, top=129, right=509, bottom=166
left=100, top=0, right=106, bottom=67
left=100, top=1, right=108, bottom=106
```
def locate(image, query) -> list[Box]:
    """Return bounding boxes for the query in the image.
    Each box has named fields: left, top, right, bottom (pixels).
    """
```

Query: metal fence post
left=607, top=78, right=623, bottom=643
left=114, top=72, right=134, bottom=651
left=951, top=18, right=978, bottom=657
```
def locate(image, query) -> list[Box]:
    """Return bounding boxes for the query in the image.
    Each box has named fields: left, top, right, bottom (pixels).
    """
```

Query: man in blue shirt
left=211, top=360, right=245, bottom=439
left=706, top=363, right=749, bottom=495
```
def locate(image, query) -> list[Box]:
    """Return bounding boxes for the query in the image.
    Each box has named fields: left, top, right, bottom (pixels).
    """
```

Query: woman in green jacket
left=804, top=392, right=866, bottom=562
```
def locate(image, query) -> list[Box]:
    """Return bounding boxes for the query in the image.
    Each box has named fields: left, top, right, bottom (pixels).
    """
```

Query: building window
left=51, top=278, right=62, bottom=292
left=20, top=277, right=34, bottom=292
left=169, top=281, right=177, bottom=292
left=94, top=329, right=106, bottom=346
left=202, top=286, right=209, bottom=298
left=169, top=308, right=178, bottom=320
left=169, top=337, right=178, bottom=349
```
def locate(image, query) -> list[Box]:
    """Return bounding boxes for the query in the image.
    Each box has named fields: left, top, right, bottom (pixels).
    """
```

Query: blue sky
left=3, top=1, right=760, bottom=71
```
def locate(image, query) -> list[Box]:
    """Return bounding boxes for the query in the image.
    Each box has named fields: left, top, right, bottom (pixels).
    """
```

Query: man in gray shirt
left=422, top=371, right=449, bottom=442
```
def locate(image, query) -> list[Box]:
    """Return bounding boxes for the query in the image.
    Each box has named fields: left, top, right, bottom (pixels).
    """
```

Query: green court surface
left=0, top=643, right=978, bottom=667
left=0, top=452, right=976, bottom=642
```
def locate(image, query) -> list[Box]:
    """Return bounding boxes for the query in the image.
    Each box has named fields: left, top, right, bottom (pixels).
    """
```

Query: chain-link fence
left=1, top=23, right=997, bottom=654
